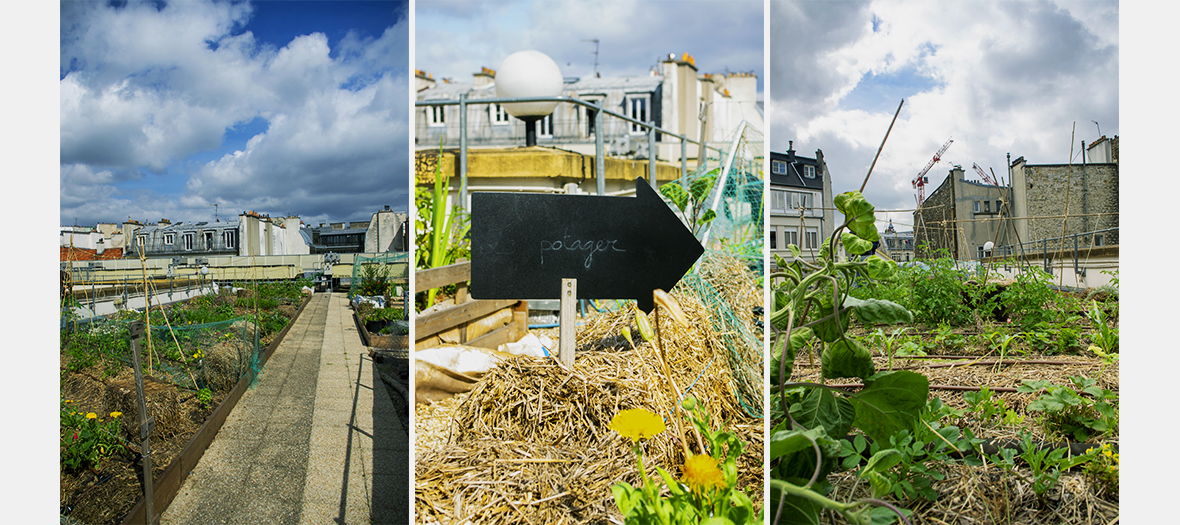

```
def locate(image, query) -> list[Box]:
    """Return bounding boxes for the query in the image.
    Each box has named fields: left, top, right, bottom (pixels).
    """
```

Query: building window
left=771, top=190, right=788, bottom=212
left=183, top=233, right=194, bottom=251
left=583, top=96, right=603, bottom=137
left=772, top=160, right=787, bottom=174
left=996, top=200, right=1002, bottom=212
left=1094, top=234, right=1104, bottom=247
left=984, top=201, right=991, bottom=213
left=805, top=228, right=819, bottom=249
left=770, top=230, right=777, bottom=250
left=625, top=94, right=649, bottom=134
left=978, top=245, right=985, bottom=260
left=790, top=191, right=815, bottom=214
left=973, top=201, right=980, bottom=213
left=164, top=233, right=174, bottom=245
left=804, top=165, right=816, bottom=178
left=428, top=105, right=445, bottom=127
left=491, top=104, right=510, bottom=125
left=539, top=113, right=554, bottom=138
left=203, top=231, right=214, bottom=250
left=137, top=235, right=147, bottom=248
left=783, top=227, right=798, bottom=248
left=223, top=230, right=236, bottom=249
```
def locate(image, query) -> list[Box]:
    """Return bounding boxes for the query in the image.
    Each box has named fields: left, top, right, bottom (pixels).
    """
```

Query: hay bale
left=201, top=338, right=254, bottom=392
left=104, top=376, right=184, bottom=440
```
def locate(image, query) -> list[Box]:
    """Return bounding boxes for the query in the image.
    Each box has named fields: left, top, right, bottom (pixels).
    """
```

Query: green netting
left=61, top=314, right=262, bottom=393
left=652, top=124, right=764, bottom=418
left=677, top=252, right=764, bottom=419
left=350, top=252, right=410, bottom=299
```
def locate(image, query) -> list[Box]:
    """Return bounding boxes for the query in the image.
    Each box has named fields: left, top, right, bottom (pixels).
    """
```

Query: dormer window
left=804, top=165, right=816, bottom=178
left=164, top=233, right=174, bottom=245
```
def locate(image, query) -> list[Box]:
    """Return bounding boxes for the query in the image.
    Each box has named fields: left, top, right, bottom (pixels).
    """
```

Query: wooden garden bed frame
left=414, top=260, right=528, bottom=350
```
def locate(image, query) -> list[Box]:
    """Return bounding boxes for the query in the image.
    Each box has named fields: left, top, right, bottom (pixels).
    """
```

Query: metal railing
left=991, top=227, right=1118, bottom=276
left=416, top=95, right=731, bottom=203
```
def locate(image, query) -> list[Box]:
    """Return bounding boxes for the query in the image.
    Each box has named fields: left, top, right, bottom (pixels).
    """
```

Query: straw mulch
left=825, top=462, right=1118, bottom=525
left=415, top=253, right=764, bottom=525
left=788, top=350, right=1119, bottom=524
left=60, top=362, right=221, bottom=524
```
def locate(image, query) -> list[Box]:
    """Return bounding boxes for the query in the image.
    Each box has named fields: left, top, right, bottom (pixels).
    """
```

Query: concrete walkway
left=162, top=292, right=409, bottom=524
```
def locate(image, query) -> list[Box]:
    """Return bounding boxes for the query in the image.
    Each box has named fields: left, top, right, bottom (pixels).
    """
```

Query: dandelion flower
left=682, top=454, right=725, bottom=494
left=110, top=411, right=122, bottom=418
left=65, top=400, right=73, bottom=403
left=86, top=413, right=97, bottom=420
left=610, top=409, right=665, bottom=441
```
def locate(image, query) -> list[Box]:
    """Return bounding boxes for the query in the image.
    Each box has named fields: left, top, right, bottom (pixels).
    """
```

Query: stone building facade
left=914, top=166, right=1015, bottom=260
left=1008, top=136, right=1119, bottom=251
left=915, top=135, right=1118, bottom=261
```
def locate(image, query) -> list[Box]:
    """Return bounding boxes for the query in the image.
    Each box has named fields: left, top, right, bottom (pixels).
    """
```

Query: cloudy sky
left=415, top=0, right=763, bottom=97
left=769, top=0, right=1118, bottom=231
left=60, top=0, right=409, bottom=227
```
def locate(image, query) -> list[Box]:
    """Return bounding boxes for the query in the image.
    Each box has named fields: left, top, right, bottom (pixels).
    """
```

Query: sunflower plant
left=60, top=398, right=128, bottom=471
left=610, top=399, right=760, bottom=525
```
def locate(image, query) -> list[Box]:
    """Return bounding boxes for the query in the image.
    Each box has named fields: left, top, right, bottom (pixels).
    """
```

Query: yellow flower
left=682, top=454, right=725, bottom=494
left=110, top=411, right=122, bottom=418
left=65, top=400, right=73, bottom=403
left=86, top=413, right=97, bottom=420
left=610, top=409, right=665, bottom=441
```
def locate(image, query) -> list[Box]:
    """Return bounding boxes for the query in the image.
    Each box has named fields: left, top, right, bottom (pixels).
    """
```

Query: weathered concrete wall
left=415, top=147, right=682, bottom=209
left=914, top=171, right=957, bottom=258
left=1013, top=161, right=1119, bottom=250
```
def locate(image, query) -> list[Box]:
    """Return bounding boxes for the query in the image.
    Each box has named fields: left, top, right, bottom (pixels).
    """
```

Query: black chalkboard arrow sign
left=470, top=177, right=704, bottom=313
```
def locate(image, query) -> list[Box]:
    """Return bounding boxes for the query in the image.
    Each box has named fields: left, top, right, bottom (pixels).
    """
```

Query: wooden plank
left=559, top=279, right=576, bottom=366
left=414, top=261, right=471, bottom=291
left=415, top=298, right=518, bottom=339
left=465, top=325, right=514, bottom=350
left=509, top=302, right=529, bottom=343
left=121, top=294, right=311, bottom=525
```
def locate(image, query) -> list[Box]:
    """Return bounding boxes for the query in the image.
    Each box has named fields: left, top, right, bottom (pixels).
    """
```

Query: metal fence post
left=648, top=122, right=656, bottom=183
left=680, top=135, right=688, bottom=179
left=595, top=100, right=605, bottom=195
left=459, top=93, right=468, bottom=210
left=129, top=321, right=157, bottom=524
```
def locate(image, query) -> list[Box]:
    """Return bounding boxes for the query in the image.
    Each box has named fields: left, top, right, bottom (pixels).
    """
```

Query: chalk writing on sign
left=540, top=234, right=626, bottom=269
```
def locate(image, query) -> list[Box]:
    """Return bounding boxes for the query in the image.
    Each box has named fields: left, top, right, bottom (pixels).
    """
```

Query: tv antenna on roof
left=582, top=38, right=599, bottom=77
left=210, top=203, right=219, bottom=222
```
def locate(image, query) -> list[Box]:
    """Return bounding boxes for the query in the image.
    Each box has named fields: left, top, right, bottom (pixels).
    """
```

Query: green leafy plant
left=1081, top=443, right=1119, bottom=498
left=963, top=386, right=1007, bottom=423
left=60, top=400, right=127, bottom=471
left=1019, top=376, right=1118, bottom=442
left=196, top=388, right=213, bottom=410
left=867, top=327, right=911, bottom=371
left=769, top=191, right=925, bottom=525
left=932, top=323, right=966, bottom=351
left=610, top=399, right=760, bottom=524
left=659, top=171, right=718, bottom=235
left=416, top=138, right=471, bottom=310
left=998, top=267, right=1059, bottom=329
left=1015, top=432, right=1098, bottom=502
left=1087, top=299, right=1118, bottom=354
left=355, top=263, right=393, bottom=297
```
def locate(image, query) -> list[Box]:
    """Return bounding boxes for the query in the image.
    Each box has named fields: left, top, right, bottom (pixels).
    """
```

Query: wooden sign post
left=471, top=177, right=704, bottom=364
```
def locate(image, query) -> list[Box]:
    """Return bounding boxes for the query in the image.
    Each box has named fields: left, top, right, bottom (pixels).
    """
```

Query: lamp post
left=495, top=50, right=563, bottom=147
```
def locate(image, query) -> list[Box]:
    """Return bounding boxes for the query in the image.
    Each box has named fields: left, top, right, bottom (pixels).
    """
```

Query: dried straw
left=416, top=252, right=765, bottom=524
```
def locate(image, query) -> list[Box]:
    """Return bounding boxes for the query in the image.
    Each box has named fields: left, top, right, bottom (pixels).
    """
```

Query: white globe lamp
left=495, top=50, right=563, bottom=146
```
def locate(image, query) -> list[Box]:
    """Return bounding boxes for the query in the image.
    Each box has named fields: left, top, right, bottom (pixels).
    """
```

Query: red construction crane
left=912, top=138, right=952, bottom=204
left=972, top=163, right=998, bottom=185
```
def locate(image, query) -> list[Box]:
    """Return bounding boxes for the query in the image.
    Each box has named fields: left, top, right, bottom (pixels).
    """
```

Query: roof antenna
left=582, top=38, right=600, bottom=78
left=1091, top=120, right=1101, bottom=138
left=210, top=203, right=219, bottom=222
